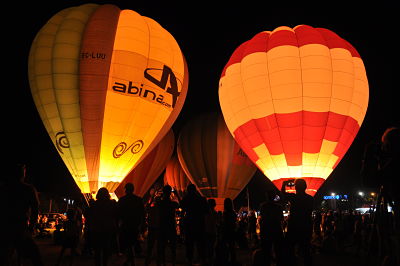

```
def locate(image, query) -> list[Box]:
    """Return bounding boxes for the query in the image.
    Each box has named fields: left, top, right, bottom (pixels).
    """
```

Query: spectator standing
left=255, top=191, right=284, bottom=266
left=0, top=163, right=43, bottom=266
left=156, top=185, right=180, bottom=266
left=281, top=179, right=314, bottom=266
left=90, top=187, right=118, bottom=266
left=204, top=198, right=218, bottom=265
left=56, top=208, right=81, bottom=266
left=117, top=182, right=145, bottom=266
left=180, top=184, right=208, bottom=265
left=217, top=198, right=237, bottom=266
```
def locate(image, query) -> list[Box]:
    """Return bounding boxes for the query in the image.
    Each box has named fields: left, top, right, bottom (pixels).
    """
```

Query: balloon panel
left=177, top=113, right=257, bottom=199
left=28, top=4, right=187, bottom=194
left=219, top=25, right=368, bottom=196
left=164, top=156, right=190, bottom=197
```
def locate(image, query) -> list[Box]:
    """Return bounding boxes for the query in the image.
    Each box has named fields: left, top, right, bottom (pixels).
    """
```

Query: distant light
left=323, top=194, right=348, bottom=200
left=371, top=192, right=375, bottom=197
left=358, top=191, right=364, bottom=196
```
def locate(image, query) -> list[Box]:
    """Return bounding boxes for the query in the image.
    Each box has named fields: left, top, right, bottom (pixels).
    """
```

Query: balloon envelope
left=219, top=25, right=368, bottom=196
left=28, top=4, right=188, bottom=194
left=164, top=155, right=190, bottom=198
left=177, top=113, right=257, bottom=201
left=115, top=130, right=175, bottom=198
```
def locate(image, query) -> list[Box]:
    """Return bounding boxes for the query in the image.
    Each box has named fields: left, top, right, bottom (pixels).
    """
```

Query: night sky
left=3, top=1, right=398, bottom=207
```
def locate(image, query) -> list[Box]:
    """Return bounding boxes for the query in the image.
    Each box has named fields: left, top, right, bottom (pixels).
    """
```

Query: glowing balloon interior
left=114, top=130, right=175, bottom=198
left=219, top=25, right=368, bottom=196
left=28, top=4, right=188, bottom=194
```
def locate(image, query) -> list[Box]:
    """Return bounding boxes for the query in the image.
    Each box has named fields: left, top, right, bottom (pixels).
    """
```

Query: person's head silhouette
left=265, top=190, right=278, bottom=202
left=125, top=182, right=134, bottom=195
left=381, top=127, right=400, bottom=156
left=96, top=187, right=110, bottom=200
left=224, top=198, right=233, bottom=211
left=295, top=179, right=307, bottom=194
left=163, top=185, right=172, bottom=198
left=187, top=183, right=196, bottom=194
left=208, top=198, right=216, bottom=209
left=6, top=163, right=27, bottom=184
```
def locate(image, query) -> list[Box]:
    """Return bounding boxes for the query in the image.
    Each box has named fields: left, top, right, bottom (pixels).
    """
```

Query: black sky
left=3, top=1, right=398, bottom=204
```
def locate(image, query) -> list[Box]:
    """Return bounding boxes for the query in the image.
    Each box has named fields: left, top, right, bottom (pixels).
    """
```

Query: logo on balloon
left=144, top=65, right=180, bottom=108
left=112, top=65, right=181, bottom=109
left=55, top=132, right=70, bottom=154
left=113, top=140, right=144, bottom=158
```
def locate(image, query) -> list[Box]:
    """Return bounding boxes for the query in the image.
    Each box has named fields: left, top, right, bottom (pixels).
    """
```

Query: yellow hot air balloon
left=219, top=25, right=368, bottom=196
left=114, top=130, right=175, bottom=198
left=28, top=4, right=188, bottom=197
left=177, top=113, right=257, bottom=209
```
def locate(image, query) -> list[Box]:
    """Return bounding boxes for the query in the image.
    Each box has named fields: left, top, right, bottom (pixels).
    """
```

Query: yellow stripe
left=253, top=141, right=339, bottom=181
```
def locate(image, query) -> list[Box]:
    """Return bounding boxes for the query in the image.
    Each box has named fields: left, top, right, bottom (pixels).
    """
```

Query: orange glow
left=114, top=130, right=175, bottom=198
left=28, top=4, right=188, bottom=194
left=164, top=156, right=190, bottom=198
left=219, top=25, right=368, bottom=196
left=177, top=113, right=257, bottom=200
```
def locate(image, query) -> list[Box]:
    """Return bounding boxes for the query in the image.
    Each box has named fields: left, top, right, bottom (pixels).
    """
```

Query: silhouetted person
left=281, top=179, right=314, bottom=266
left=90, top=187, right=118, bottom=266
left=0, top=163, right=43, bottom=266
left=361, top=126, right=400, bottom=265
left=255, top=190, right=284, bottom=266
left=247, top=210, right=258, bottom=247
left=204, top=198, right=218, bottom=265
left=56, top=208, right=81, bottom=266
left=82, top=198, right=95, bottom=256
left=156, top=185, right=180, bottom=266
left=117, top=182, right=145, bottom=266
left=144, top=194, right=161, bottom=266
left=217, top=198, right=237, bottom=266
left=180, top=184, right=208, bottom=265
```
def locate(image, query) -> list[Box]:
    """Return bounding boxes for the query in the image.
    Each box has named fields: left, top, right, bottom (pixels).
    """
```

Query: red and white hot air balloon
left=219, top=25, right=369, bottom=196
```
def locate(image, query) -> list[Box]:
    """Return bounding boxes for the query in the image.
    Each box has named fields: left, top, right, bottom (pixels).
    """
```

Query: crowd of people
left=1, top=126, right=399, bottom=266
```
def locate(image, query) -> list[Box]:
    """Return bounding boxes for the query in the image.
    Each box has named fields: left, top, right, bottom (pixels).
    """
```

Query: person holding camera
left=253, top=190, right=285, bottom=266
left=280, top=178, right=314, bottom=266
left=361, top=126, right=400, bottom=265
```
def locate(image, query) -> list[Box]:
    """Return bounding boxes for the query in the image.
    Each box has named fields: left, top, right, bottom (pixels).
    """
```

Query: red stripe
left=221, top=41, right=249, bottom=77
left=233, top=111, right=360, bottom=167
left=220, top=25, right=361, bottom=78
left=316, top=28, right=360, bottom=58
left=80, top=5, right=120, bottom=184
left=294, top=25, right=327, bottom=46
left=267, top=28, right=298, bottom=50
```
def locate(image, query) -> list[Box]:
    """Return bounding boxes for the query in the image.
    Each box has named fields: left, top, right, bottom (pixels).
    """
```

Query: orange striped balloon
left=28, top=4, right=188, bottom=195
left=177, top=113, right=257, bottom=205
left=164, top=155, right=190, bottom=198
left=219, top=25, right=369, bottom=196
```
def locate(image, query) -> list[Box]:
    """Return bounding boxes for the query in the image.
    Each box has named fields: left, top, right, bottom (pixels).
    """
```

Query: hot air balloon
left=28, top=4, right=188, bottom=199
left=219, top=25, right=368, bottom=196
left=177, top=113, right=257, bottom=209
left=114, top=130, right=175, bottom=198
left=164, top=155, right=190, bottom=198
